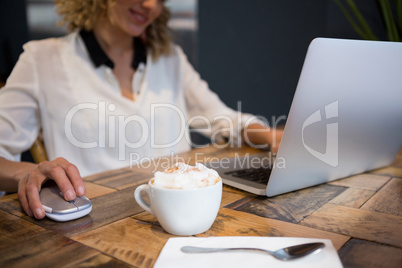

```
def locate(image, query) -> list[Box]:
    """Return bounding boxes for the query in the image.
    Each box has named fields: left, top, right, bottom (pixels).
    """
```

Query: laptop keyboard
left=224, top=167, right=272, bottom=184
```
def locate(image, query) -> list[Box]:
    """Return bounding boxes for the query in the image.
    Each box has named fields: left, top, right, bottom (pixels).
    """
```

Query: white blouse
left=0, top=31, right=259, bottom=177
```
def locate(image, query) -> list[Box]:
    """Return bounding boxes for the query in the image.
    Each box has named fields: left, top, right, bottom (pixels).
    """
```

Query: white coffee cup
left=134, top=178, right=222, bottom=236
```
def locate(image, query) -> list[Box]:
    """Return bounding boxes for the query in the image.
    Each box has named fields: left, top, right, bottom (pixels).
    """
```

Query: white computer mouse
left=39, top=181, right=92, bottom=222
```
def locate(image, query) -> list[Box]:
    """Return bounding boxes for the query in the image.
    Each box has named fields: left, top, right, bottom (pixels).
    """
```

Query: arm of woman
left=178, top=46, right=283, bottom=151
left=0, top=44, right=85, bottom=219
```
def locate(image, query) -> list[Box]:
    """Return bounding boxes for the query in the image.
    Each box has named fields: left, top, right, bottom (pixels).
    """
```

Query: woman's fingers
left=18, top=168, right=47, bottom=219
left=37, top=159, right=77, bottom=201
left=25, top=174, right=46, bottom=219
left=18, top=158, right=84, bottom=220
left=18, top=177, right=33, bottom=218
left=54, top=158, right=85, bottom=196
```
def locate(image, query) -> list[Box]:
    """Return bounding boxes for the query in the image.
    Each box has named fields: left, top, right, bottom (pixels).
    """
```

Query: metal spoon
left=181, top=242, right=325, bottom=261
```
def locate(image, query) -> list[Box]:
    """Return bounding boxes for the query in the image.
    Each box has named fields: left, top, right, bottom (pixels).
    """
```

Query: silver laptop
left=209, top=38, right=402, bottom=196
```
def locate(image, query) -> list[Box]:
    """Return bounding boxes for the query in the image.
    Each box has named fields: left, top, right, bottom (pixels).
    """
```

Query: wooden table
left=0, top=146, right=401, bottom=267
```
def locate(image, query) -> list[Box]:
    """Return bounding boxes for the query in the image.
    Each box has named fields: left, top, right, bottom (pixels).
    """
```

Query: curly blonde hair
left=54, top=0, right=172, bottom=60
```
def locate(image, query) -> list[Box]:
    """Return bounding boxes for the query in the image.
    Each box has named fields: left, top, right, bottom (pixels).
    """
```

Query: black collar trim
left=79, top=29, right=147, bottom=70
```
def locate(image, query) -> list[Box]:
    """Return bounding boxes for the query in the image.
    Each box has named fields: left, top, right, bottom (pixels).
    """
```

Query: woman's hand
left=267, top=128, right=283, bottom=154
left=17, top=157, right=85, bottom=219
left=242, top=123, right=284, bottom=153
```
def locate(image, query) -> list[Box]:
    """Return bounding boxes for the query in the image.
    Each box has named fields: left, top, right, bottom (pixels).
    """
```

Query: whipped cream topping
left=153, top=162, right=220, bottom=189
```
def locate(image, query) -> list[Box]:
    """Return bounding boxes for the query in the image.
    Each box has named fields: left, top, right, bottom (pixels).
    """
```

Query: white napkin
left=154, top=237, right=343, bottom=268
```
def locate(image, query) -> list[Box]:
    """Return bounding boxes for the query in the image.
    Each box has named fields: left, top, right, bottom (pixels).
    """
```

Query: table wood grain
left=0, top=145, right=401, bottom=268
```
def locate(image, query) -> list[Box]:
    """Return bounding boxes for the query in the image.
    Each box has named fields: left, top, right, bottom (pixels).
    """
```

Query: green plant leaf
left=346, top=0, right=379, bottom=40
left=395, top=0, right=402, bottom=32
left=378, top=0, right=400, bottom=41
left=333, top=0, right=376, bottom=39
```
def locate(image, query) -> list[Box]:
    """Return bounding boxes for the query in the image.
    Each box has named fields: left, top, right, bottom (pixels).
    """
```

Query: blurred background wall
left=0, top=0, right=28, bottom=84
left=198, top=0, right=387, bottom=123
left=0, top=0, right=391, bottom=121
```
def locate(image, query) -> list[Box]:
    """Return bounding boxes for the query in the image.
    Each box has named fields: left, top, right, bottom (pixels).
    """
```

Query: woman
left=0, top=0, right=282, bottom=219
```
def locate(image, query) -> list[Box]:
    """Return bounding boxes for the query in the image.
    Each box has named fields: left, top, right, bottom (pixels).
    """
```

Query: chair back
left=30, top=137, right=48, bottom=163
